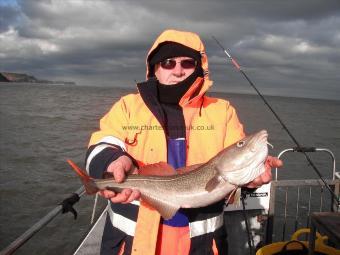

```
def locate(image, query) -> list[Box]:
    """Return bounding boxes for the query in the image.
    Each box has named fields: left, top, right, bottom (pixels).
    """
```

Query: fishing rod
left=212, top=36, right=339, bottom=204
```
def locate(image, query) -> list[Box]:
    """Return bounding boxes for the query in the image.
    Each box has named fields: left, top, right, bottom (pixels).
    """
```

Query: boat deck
left=73, top=206, right=107, bottom=255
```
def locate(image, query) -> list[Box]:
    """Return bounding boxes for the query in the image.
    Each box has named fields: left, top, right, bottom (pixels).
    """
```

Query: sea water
left=1, top=83, right=339, bottom=254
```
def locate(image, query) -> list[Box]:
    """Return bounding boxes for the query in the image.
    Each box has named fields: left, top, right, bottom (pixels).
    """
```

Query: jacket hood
left=145, top=29, right=213, bottom=106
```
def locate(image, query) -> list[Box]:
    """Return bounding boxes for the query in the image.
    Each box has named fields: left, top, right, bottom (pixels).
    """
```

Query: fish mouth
left=225, top=143, right=268, bottom=185
left=245, top=146, right=268, bottom=172
left=217, top=130, right=270, bottom=185
left=249, top=130, right=268, bottom=155
left=231, top=130, right=269, bottom=172
left=246, top=133, right=269, bottom=182
left=251, top=130, right=268, bottom=150
left=248, top=131, right=269, bottom=167
left=222, top=144, right=268, bottom=186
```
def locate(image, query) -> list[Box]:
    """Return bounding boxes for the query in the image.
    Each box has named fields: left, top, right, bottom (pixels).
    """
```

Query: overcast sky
left=1, top=0, right=340, bottom=100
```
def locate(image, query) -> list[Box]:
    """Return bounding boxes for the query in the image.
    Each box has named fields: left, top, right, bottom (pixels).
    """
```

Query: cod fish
left=68, top=130, right=269, bottom=220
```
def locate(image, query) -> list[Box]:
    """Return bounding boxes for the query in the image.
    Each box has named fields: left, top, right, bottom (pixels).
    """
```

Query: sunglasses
left=160, top=58, right=197, bottom=70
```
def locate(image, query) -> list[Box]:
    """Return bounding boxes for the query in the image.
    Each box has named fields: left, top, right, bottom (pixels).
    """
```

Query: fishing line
left=212, top=36, right=339, bottom=204
left=241, top=190, right=255, bottom=255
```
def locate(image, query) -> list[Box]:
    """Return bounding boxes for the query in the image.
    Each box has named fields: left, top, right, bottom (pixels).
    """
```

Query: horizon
left=2, top=80, right=339, bottom=102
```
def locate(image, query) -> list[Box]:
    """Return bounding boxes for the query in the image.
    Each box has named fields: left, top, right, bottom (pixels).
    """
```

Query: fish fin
left=205, top=176, right=224, bottom=192
left=139, top=162, right=176, bottom=176
left=141, top=194, right=179, bottom=220
left=67, top=159, right=98, bottom=195
left=226, top=187, right=241, bottom=205
left=176, top=163, right=203, bottom=174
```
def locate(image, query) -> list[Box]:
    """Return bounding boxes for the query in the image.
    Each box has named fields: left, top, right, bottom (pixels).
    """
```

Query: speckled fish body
left=68, top=130, right=269, bottom=219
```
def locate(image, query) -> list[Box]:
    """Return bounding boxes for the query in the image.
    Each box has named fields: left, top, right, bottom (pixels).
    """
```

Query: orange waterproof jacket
left=87, top=29, right=245, bottom=254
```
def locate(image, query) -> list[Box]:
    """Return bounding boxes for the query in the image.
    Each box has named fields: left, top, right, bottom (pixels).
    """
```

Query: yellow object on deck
left=256, top=228, right=340, bottom=255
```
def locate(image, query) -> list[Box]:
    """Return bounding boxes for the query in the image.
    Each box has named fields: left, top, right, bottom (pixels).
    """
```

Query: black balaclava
left=148, top=42, right=203, bottom=104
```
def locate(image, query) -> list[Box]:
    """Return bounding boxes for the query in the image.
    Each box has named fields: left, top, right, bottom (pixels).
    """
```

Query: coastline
left=0, top=72, right=75, bottom=85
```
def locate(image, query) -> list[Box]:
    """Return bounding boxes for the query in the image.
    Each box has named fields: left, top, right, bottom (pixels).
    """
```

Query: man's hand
left=99, top=155, right=141, bottom=203
left=245, top=156, right=283, bottom=188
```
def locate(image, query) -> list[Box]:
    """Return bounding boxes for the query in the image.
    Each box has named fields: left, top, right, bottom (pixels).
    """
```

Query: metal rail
left=265, top=179, right=339, bottom=244
left=275, top=147, right=337, bottom=181
left=0, top=186, right=85, bottom=255
left=265, top=147, right=339, bottom=245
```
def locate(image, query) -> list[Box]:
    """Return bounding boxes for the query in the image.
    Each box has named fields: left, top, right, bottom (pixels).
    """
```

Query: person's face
left=154, top=56, right=197, bottom=85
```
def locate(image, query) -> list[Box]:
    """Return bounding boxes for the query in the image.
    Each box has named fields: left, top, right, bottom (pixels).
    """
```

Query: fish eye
left=237, top=141, right=245, bottom=147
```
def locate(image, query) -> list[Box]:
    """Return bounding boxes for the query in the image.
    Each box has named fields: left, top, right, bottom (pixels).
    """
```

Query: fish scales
left=68, top=130, right=269, bottom=219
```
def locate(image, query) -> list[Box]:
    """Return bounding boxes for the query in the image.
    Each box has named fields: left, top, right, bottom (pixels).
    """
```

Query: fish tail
left=67, top=159, right=98, bottom=194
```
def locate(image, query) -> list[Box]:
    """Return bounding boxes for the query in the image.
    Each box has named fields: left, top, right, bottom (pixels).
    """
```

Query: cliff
left=0, top=72, right=75, bottom=85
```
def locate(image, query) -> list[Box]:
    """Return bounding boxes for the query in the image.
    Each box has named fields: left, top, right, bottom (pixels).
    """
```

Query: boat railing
left=265, top=147, right=340, bottom=245
left=265, top=179, right=339, bottom=244
left=275, top=147, right=337, bottom=181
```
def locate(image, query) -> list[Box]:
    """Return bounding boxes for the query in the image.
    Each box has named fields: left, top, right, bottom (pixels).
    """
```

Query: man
left=85, top=29, right=282, bottom=255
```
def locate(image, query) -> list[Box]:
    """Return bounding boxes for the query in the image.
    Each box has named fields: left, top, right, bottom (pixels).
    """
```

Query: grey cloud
left=0, top=3, right=21, bottom=32
left=1, top=0, right=340, bottom=99
left=134, top=0, right=340, bottom=26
